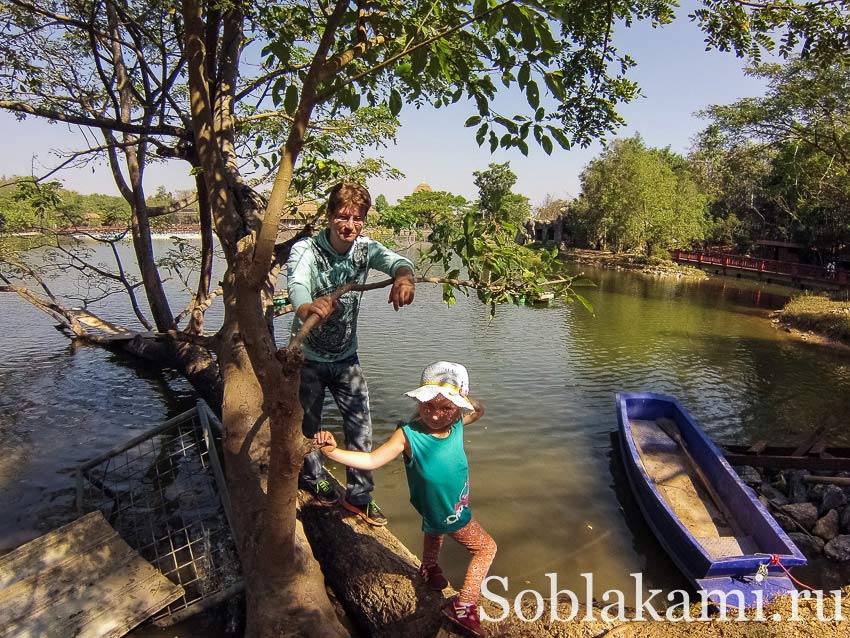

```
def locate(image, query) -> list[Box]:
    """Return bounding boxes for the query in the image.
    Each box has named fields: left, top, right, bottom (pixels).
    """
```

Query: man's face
left=328, top=204, right=366, bottom=251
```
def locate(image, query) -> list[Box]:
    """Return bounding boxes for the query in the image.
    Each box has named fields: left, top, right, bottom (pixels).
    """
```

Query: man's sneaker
left=299, top=478, right=338, bottom=504
left=343, top=499, right=388, bottom=526
left=418, top=563, right=449, bottom=590
left=442, top=595, right=482, bottom=637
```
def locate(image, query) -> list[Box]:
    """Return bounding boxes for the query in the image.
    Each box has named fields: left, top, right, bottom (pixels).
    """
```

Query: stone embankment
left=735, top=464, right=850, bottom=563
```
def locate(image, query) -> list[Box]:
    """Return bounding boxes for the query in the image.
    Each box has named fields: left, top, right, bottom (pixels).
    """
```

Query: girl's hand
left=315, top=431, right=338, bottom=455
left=462, top=396, right=485, bottom=426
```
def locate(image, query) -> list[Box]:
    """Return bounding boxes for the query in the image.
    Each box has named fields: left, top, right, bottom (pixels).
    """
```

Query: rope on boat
left=756, top=553, right=818, bottom=592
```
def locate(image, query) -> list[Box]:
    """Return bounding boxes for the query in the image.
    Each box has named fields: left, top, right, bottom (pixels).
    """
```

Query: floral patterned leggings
left=423, top=517, right=497, bottom=605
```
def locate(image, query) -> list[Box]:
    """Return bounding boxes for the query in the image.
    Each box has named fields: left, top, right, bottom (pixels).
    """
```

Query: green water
left=2, top=240, right=850, bottom=632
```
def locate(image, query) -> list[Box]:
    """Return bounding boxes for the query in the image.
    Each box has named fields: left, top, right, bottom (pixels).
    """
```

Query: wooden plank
left=809, top=440, right=828, bottom=456
left=723, top=452, right=850, bottom=472
left=792, top=426, right=827, bottom=457
left=746, top=440, right=767, bottom=455
left=0, top=511, right=184, bottom=638
left=723, top=444, right=850, bottom=458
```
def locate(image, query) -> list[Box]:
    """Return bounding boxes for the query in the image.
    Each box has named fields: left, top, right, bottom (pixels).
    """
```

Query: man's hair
left=328, top=183, right=371, bottom=217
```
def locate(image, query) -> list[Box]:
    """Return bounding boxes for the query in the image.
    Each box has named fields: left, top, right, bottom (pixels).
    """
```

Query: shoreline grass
left=778, top=295, right=850, bottom=346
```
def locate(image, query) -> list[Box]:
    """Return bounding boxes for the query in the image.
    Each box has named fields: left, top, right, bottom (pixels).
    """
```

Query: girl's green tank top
left=401, top=419, right=471, bottom=534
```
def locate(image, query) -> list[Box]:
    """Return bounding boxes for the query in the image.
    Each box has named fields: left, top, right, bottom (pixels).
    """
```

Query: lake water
left=2, top=238, right=850, bottom=633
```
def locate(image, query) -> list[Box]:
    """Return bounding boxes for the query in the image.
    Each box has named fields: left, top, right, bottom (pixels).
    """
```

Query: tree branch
left=0, top=100, right=188, bottom=138
left=159, top=329, right=220, bottom=350
left=148, top=193, right=199, bottom=217
left=249, top=0, right=351, bottom=287
left=285, top=273, right=570, bottom=348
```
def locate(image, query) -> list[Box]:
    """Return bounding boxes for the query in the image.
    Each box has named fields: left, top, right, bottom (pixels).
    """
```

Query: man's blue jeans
left=299, top=355, right=374, bottom=506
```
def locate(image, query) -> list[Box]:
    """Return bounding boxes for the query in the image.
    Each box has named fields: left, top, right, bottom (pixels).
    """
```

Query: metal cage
left=76, top=401, right=242, bottom=626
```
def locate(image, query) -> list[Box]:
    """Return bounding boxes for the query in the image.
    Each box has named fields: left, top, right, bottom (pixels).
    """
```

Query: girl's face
left=418, top=394, right=460, bottom=430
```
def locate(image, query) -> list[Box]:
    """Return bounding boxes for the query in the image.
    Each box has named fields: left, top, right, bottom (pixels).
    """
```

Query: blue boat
left=616, top=392, right=807, bottom=607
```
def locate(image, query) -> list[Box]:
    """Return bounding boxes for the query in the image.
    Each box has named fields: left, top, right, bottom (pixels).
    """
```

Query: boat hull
left=616, top=392, right=806, bottom=607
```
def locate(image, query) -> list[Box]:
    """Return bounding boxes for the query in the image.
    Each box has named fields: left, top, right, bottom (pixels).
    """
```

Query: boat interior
left=630, top=418, right=759, bottom=559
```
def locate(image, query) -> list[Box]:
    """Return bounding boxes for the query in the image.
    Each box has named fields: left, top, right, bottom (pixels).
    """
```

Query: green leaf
left=411, top=47, right=428, bottom=76
left=541, top=135, right=553, bottom=155
left=348, top=90, right=361, bottom=111
left=389, top=89, right=402, bottom=116
left=526, top=80, right=540, bottom=109
left=574, top=292, right=595, bottom=317
left=548, top=127, right=571, bottom=150
left=474, top=93, right=490, bottom=116
left=284, top=84, right=298, bottom=115
left=465, top=115, right=483, bottom=128
left=494, top=116, right=518, bottom=134
left=520, top=15, right=536, bottom=50
left=517, top=139, right=529, bottom=155
left=517, top=62, right=530, bottom=89
left=271, top=79, right=285, bottom=107
left=476, top=123, right=488, bottom=146
left=543, top=71, right=566, bottom=101
left=489, top=131, right=498, bottom=153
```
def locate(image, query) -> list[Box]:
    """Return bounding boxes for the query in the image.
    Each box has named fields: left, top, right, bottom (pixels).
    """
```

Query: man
left=287, top=182, right=415, bottom=526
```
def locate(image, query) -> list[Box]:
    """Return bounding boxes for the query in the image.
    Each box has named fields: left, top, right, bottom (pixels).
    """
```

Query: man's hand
left=314, top=431, right=338, bottom=455
left=389, top=268, right=415, bottom=311
left=296, top=295, right=338, bottom=323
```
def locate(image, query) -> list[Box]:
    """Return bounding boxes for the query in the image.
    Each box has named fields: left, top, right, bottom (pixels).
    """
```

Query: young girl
left=315, top=361, right=496, bottom=636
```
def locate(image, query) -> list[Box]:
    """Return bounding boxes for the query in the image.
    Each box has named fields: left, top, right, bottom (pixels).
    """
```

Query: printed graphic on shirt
left=444, top=480, right=470, bottom=525
left=305, top=240, right=369, bottom=357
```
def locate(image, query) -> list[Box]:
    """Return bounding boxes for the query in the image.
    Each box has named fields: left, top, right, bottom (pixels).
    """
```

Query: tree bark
left=300, top=496, right=446, bottom=638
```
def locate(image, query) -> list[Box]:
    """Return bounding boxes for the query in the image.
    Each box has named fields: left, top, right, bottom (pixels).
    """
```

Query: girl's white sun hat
left=404, top=361, right=474, bottom=411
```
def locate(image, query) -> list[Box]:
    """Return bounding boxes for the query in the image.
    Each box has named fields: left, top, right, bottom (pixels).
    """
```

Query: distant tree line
left=0, top=179, right=197, bottom=232
left=539, top=55, right=850, bottom=261
left=378, top=54, right=850, bottom=262
left=375, top=162, right=530, bottom=234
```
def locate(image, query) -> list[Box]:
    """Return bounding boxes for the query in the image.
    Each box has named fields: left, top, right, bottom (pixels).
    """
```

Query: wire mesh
left=76, top=403, right=241, bottom=625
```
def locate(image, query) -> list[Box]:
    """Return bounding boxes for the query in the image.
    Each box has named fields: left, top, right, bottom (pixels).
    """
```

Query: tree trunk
left=217, top=267, right=347, bottom=638
left=300, top=498, right=446, bottom=638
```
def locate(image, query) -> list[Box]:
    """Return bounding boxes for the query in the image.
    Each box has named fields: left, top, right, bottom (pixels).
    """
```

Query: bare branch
left=0, top=100, right=188, bottom=139
left=0, top=283, right=79, bottom=333
left=148, top=193, right=199, bottom=217
left=175, top=286, right=222, bottom=325
left=234, top=63, right=312, bottom=103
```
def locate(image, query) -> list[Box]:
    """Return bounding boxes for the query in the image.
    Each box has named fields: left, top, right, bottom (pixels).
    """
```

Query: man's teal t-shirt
left=286, top=230, right=414, bottom=362
left=401, top=420, right=471, bottom=534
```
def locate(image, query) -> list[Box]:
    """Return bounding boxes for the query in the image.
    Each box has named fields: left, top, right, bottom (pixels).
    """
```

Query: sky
left=0, top=2, right=771, bottom=209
